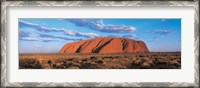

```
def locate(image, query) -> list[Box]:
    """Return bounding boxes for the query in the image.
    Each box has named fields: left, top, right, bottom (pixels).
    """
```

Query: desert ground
left=19, top=52, right=181, bottom=69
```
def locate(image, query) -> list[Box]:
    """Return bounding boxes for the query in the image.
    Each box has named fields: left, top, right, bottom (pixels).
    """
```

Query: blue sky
left=19, top=18, right=181, bottom=53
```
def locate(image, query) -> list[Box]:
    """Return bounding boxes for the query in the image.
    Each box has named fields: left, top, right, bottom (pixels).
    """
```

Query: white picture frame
left=1, top=1, right=199, bottom=87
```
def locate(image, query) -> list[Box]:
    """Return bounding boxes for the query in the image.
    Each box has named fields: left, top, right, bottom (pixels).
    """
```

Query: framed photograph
left=1, top=0, right=199, bottom=87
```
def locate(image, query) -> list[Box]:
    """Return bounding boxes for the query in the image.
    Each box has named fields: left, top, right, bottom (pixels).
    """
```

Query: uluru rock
left=59, top=37, right=149, bottom=53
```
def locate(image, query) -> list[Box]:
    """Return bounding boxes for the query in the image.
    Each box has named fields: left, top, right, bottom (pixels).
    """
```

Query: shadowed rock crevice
left=121, top=39, right=128, bottom=51
left=79, top=41, right=93, bottom=52
left=92, top=39, right=113, bottom=53
left=75, top=46, right=82, bottom=53
left=91, top=39, right=106, bottom=52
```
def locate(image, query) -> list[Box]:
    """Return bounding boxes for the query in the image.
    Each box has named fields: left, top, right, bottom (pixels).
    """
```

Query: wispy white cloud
left=19, top=20, right=65, bottom=32
left=146, top=29, right=173, bottom=42
left=19, top=37, right=38, bottom=41
left=19, top=30, right=31, bottom=37
left=107, top=34, right=121, bottom=38
left=41, top=38, right=60, bottom=42
left=62, top=19, right=136, bottom=33
left=106, top=34, right=139, bottom=40
left=146, top=35, right=165, bottom=42
left=122, top=34, right=136, bottom=38
left=38, top=32, right=82, bottom=41
left=19, top=20, right=140, bottom=42
left=19, top=20, right=102, bottom=39
left=64, top=30, right=102, bottom=39
left=149, top=29, right=173, bottom=35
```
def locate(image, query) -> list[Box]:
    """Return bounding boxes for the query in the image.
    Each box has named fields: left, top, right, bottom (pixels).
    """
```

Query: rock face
left=59, top=37, right=149, bottom=53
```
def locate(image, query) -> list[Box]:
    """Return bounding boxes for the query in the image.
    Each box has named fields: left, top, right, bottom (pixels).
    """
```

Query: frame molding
left=1, top=1, right=199, bottom=87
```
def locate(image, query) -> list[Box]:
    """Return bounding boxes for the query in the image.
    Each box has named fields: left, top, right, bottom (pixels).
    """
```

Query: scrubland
left=19, top=52, right=181, bottom=69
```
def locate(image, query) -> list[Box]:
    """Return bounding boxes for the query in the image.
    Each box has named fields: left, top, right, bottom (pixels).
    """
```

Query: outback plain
left=19, top=52, right=181, bottom=69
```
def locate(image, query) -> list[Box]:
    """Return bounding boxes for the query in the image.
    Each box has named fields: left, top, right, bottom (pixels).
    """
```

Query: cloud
left=42, top=40, right=56, bottom=42
left=38, top=32, right=82, bottom=41
left=19, top=30, right=38, bottom=41
left=19, top=30, right=30, bottom=37
left=19, top=20, right=103, bottom=39
left=150, top=30, right=173, bottom=35
left=63, top=19, right=136, bottom=33
left=19, top=20, right=65, bottom=32
left=106, top=34, right=137, bottom=38
left=107, top=34, right=121, bottom=38
left=64, top=30, right=102, bottom=39
left=105, top=34, right=139, bottom=40
left=147, top=35, right=165, bottom=42
left=122, top=34, right=136, bottom=38
left=41, top=38, right=60, bottom=42
left=152, top=35, right=165, bottom=39
left=146, top=29, right=172, bottom=42
left=122, top=34, right=140, bottom=40
left=19, top=37, right=38, bottom=41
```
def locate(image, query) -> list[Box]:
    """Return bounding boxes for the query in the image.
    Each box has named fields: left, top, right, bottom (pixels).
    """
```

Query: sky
left=19, top=18, right=181, bottom=53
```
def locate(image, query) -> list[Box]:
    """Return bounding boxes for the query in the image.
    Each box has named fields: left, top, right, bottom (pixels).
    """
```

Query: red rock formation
left=59, top=37, right=149, bottom=53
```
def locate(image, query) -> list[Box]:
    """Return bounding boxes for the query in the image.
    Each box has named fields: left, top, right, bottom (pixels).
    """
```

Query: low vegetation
left=19, top=52, right=181, bottom=69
